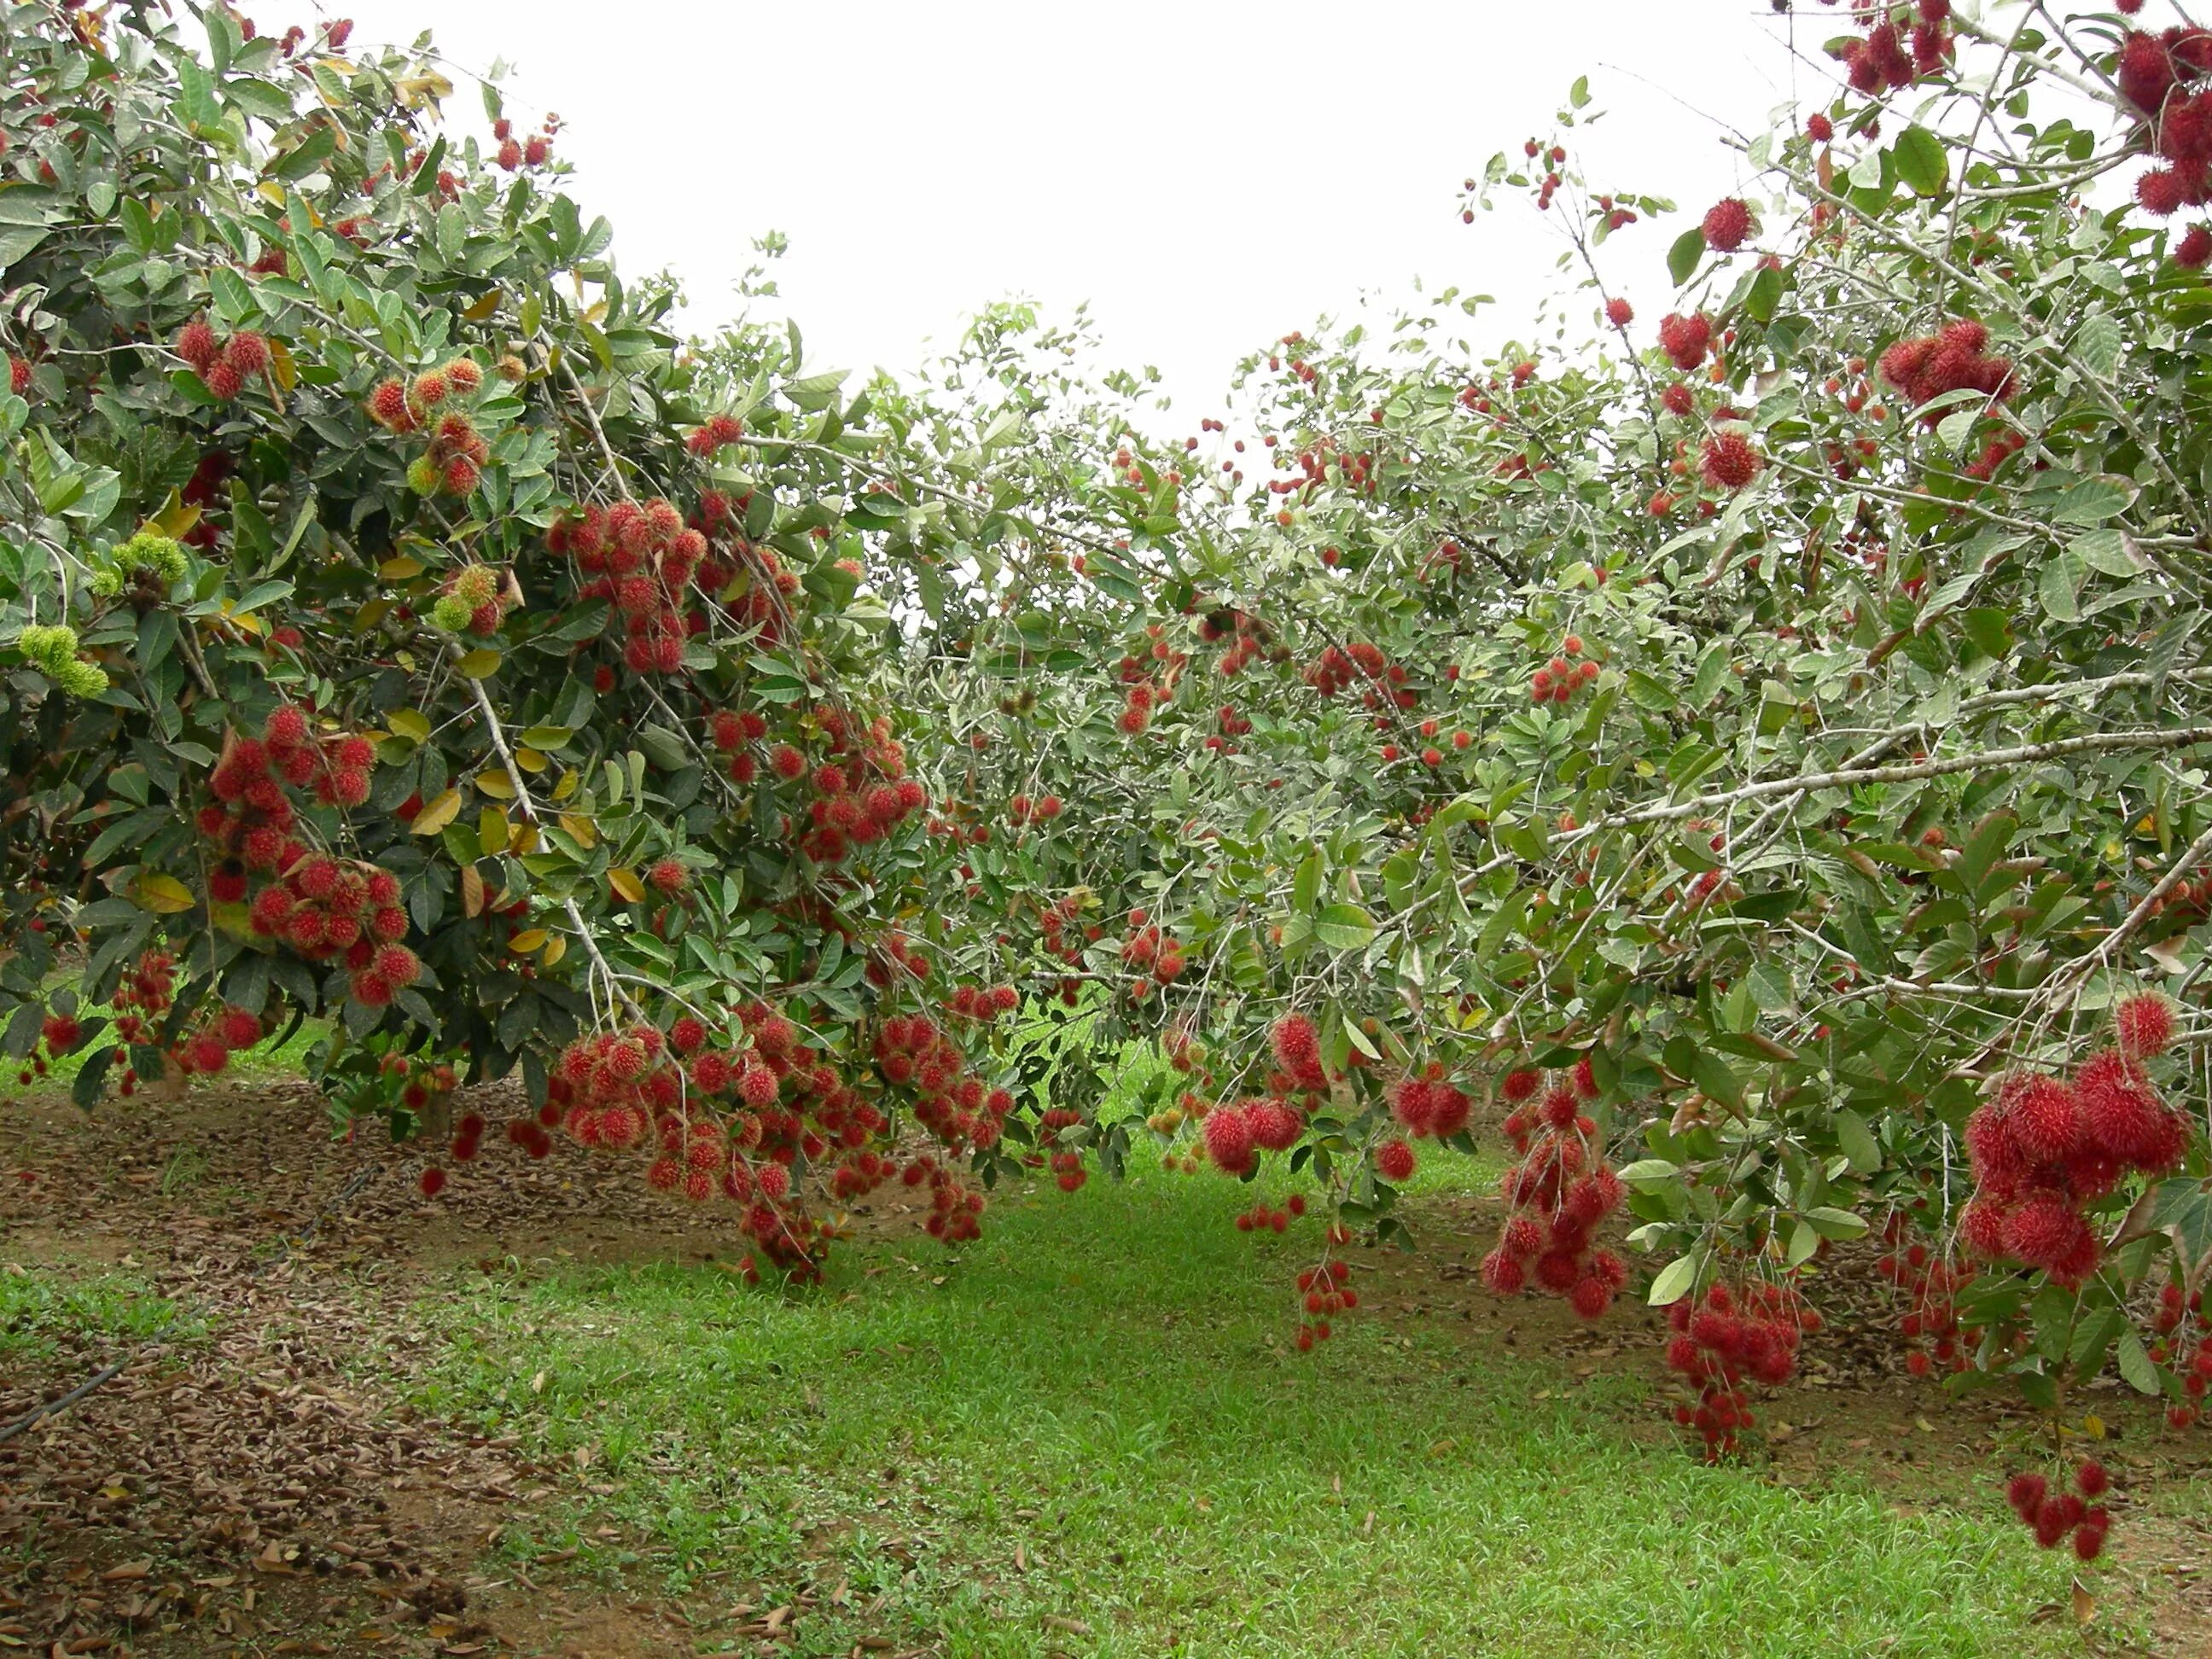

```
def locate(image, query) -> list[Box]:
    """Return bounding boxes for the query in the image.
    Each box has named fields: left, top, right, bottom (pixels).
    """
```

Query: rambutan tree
left=8, top=0, right=2212, bottom=1561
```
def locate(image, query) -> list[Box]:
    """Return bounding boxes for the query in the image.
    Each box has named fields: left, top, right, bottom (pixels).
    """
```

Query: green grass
left=0, top=1268, right=206, bottom=1368
left=411, top=1162, right=2111, bottom=1658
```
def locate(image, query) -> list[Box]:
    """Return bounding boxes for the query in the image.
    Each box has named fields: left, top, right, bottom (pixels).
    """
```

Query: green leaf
left=2037, top=547, right=2081, bottom=620
left=270, top=125, right=336, bottom=182
left=1836, top=1108, right=1882, bottom=1173
left=1691, top=640, right=1731, bottom=707
left=1803, top=1205, right=1868, bottom=1241
left=1313, top=903, right=1377, bottom=952
left=1667, top=227, right=1705, bottom=288
left=1893, top=125, right=1948, bottom=196
left=2117, top=1327, right=2161, bottom=1394
left=2072, top=311, right=2124, bottom=380
left=1293, top=849, right=1322, bottom=917
left=1648, top=1253, right=1700, bottom=1306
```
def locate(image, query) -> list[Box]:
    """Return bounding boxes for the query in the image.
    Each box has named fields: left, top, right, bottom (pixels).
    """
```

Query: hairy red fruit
left=419, top=1167, right=447, bottom=1197
left=1698, top=431, right=1761, bottom=492
left=1375, top=1138, right=1417, bottom=1181
left=2114, top=990, right=2176, bottom=1058
left=1701, top=197, right=1754, bottom=252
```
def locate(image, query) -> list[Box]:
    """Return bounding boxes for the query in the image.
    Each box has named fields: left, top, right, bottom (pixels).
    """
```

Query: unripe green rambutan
left=429, top=594, right=474, bottom=632
left=89, top=568, right=125, bottom=598
left=405, top=454, right=441, bottom=494
left=54, top=657, right=109, bottom=697
left=453, top=563, right=498, bottom=607
left=17, top=623, right=79, bottom=672
left=116, top=531, right=189, bottom=583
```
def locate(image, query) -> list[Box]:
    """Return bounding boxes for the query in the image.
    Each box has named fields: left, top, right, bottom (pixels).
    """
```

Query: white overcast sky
left=245, top=2, right=1843, bottom=425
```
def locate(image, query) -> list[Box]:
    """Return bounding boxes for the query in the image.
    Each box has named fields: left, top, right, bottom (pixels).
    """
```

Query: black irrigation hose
left=0, top=1156, right=392, bottom=1445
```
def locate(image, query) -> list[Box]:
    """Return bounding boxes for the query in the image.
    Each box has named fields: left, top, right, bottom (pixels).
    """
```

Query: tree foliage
left=8, top=0, right=2212, bottom=1537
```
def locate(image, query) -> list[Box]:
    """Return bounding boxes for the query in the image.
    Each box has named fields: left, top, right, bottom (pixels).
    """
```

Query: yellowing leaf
left=478, top=806, right=510, bottom=855
left=463, top=289, right=502, bottom=321
left=509, top=928, right=549, bottom=953
left=378, top=555, right=425, bottom=581
left=552, top=769, right=580, bottom=801
left=135, top=872, right=196, bottom=914
left=461, top=864, right=486, bottom=918
left=387, top=708, right=432, bottom=742
left=520, top=725, right=573, bottom=750
left=148, top=488, right=201, bottom=541
left=509, top=822, right=541, bottom=856
left=220, top=605, right=265, bottom=636
left=457, top=648, right=502, bottom=678
left=410, top=789, right=463, bottom=836
left=270, top=338, right=297, bottom=392
left=353, top=597, right=391, bottom=632
left=475, top=768, right=515, bottom=800
left=515, top=745, right=548, bottom=773
left=608, top=867, right=645, bottom=903
left=256, top=181, right=288, bottom=207
left=539, top=933, right=566, bottom=967
left=557, top=812, right=597, bottom=849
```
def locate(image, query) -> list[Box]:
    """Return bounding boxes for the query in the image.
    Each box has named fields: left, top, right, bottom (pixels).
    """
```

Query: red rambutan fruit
left=2115, top=990, right=2178, bottom=1058
left=1701, top=197, right=1755, bottom=252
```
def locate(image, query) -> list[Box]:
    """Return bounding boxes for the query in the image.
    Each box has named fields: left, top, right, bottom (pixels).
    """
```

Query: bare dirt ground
left=3, top=1083, right=2210, bottom=1656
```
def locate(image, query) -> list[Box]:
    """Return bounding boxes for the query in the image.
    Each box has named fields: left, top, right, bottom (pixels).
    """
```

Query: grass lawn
left=412, top=1158, right=2107, bottom=1658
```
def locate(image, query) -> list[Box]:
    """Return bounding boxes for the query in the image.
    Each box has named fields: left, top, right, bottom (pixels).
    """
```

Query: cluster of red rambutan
left=173, top=318, right=269, bottom=402
left=2004, top=1461, right=2114, bottom=1559
left=1036, top=1105, right=1091, bottom=1192
left=1117, top=680, right=1161, bottom=736
left=1120, top=905, right=1186, bottom=1000
left=1876, top=1214, right=1979, bottom=1378
left=1530, top=634, right=1599, bottom=705
left=548, top=496, right=710, bottom=676
left=1293, top=1249, right=1355, bottom=1351
left=686, top=412, right=744, bottom=457
left=248, top=853, right=419, bottom=1008
left=707, top=706, right=771, bottom=783
left=1198, top=607, right=1273, bottom=677
left=9, top=354, right=31, bottom=397
left=1035, top=892, right=1098, bottom=972
left=828, top=1147, right=898, bottom=1202
left=1657, top=312, right=1713, bottom=373
left=202, top=707, right=374, bottom=890
left=944, top=981, right=1021, bottom=1023
left=2116, top=22, right=2212, bottom=265
left=1302, top=640, right=1415, bottom=711
left=2151, top=1280, right=2212, bottom=1428
left=1386, top=1066, right=1472, bottom=1141
left=108, top=949, right=175, bottom=1051
left=866, top=926, right=934, bottom=989
left=780, top=706, right=926, bottom=865
left=1008, top=791, right=1066, bottom=827
left=1664, top=1278, right=1820, bottom=1459
left=1237, top=1192, right=1308, bottom=1234
left=1876, top=318, right=2017, bottom=422
left=166, top=1003, right=267, bottom=1078
left=1958, top=992, right=2189, bottom=1286
left=1826, top=0, right=1952, bottom=95
left=1202, top=1016, right=1330, bottom=1177
left=1202, top=1095, right=1307, bottom=1179
left=900, top=1152, right=988, bottom=1243
left=490, top=113, right=556, bottom=172
left=1962, top=428, right=2028, bottom=483
left=38, top=1011, right=80, bottom=1057
left=874, top=1012, right=1013, bottom=1156
left=1481, top=1062, right=1628, bottom=1320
